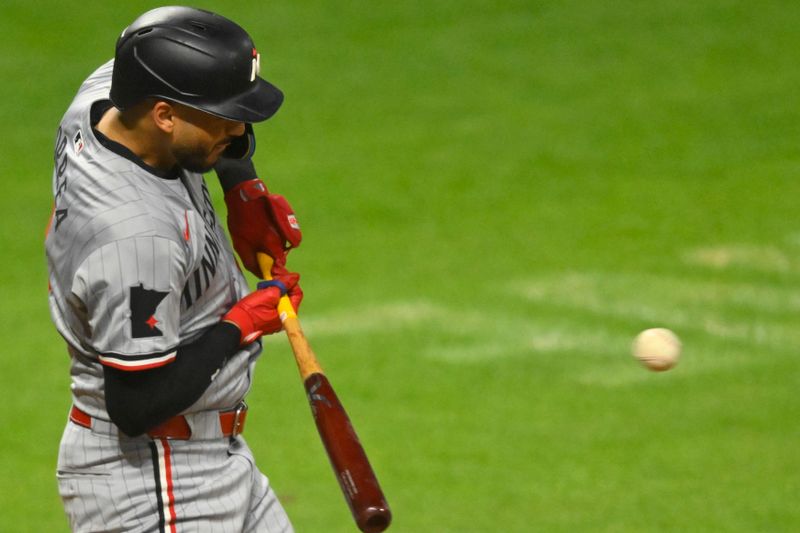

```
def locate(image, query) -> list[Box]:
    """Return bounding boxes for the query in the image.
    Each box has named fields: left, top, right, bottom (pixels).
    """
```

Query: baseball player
left=45, top=7, right=302, bottom=532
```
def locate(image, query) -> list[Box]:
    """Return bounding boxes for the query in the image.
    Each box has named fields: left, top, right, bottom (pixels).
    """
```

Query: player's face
left=170, top=105, right=246, bottom=173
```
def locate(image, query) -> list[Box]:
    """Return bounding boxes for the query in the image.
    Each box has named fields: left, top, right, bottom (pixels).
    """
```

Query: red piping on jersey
left=183, top=210, right=190, bottom=241
left=45, top=204, right=55, bottom=236
left=161, top=438, right=178, bottom=533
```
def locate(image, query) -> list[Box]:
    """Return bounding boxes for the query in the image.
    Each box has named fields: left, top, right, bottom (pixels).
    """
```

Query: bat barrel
left=304, top=373, right=392, bottom=533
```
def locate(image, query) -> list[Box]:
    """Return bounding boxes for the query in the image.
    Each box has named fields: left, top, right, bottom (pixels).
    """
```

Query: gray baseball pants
left=57, top=419, right=293, bottom=532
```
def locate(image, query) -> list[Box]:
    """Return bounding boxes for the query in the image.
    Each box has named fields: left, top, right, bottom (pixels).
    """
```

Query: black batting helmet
left=110, top=6, right=283, bottom=123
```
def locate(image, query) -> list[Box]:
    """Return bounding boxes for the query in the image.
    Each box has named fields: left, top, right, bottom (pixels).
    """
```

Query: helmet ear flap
left=222, top=124, right=255, bottom=159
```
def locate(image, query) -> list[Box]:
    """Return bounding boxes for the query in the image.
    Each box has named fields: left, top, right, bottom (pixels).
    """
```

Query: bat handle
left=256, top=253, right=323, bottom=379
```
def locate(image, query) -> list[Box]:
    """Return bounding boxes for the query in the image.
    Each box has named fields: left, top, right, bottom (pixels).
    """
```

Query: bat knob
left=357, top=505, right=392, bottom=533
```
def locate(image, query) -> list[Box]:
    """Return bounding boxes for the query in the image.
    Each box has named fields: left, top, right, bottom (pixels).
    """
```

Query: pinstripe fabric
left=46, top=60, right=258, bottom=418
left=49, top=61, right=292, bottom=531
left=58, top=422, right=293, bottom=532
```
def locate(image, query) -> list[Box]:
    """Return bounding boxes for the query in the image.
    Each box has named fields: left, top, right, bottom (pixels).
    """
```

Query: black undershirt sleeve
left=104, top=322, right=242, bottom=437
left=213, top=158, right=259, bottom=192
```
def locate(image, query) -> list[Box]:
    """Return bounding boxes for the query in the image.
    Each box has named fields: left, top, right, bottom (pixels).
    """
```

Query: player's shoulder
left=48, top=60, right=210, bottom=279
left=49, top=168, right=195, bottom=276
left=56, top=60, right=120, bottom=185
left=61, top=60, right=114, bottom=125
left=68, top=178, right=192, bottom=255
left=54, top=60, right=191, bottom=244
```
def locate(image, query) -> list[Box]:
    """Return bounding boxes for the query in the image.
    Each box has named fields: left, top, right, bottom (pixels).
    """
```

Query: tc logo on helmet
left=250, top=48, right=261, bottom=82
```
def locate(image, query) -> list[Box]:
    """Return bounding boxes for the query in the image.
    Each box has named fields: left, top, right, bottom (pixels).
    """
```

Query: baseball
left=632, top=328, right=681, bottom=371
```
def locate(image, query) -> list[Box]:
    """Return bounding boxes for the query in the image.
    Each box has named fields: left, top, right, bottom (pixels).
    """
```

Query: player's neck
left=96, top=106, right=177, bottom=171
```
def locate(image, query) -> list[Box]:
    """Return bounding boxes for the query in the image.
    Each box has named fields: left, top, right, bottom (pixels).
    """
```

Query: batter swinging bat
left=257, top=253, right=392, bottom=533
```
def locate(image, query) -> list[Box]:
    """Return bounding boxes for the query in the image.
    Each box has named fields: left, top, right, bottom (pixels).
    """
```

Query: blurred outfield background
left=2, top=0, right=800, bottom=531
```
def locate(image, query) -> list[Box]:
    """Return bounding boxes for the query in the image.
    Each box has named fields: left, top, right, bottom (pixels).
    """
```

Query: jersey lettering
left=181, top=229, right=223, bottom=309
left=200, top=231, right=221, bottom=284
left=200, top=183, right=217, bottom=228
left=180, top=176, right=226, bottom=311
left=53, top=127, right=70, bottom=231
left=54, top=209, right=69, bottom=232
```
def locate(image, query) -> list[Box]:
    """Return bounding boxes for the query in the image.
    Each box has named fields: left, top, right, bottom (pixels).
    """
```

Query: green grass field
left=2, top=0, right=800, bottom=531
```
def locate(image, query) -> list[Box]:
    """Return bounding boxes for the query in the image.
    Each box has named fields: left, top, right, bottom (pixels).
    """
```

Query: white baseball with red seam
left=632, top=328, right=681, bottom=371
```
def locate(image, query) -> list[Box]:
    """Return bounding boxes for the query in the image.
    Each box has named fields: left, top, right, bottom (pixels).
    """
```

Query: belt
left=69, top=402, right=248, bottom=440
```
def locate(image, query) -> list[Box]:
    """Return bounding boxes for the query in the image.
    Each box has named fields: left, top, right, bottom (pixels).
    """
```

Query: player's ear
left=151, top=100, right=177, bottom=134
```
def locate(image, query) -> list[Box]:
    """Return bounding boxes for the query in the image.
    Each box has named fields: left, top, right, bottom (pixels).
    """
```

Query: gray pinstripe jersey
left=46, top=60, right=260, bottom=419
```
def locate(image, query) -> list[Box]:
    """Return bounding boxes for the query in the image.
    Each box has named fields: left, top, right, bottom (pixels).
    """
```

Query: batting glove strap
left=233, top=178, right=268, bottom=201
left=257, top=280, right=288, bottom=295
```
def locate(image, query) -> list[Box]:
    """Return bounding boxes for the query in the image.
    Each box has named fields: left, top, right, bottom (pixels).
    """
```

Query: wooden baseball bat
left=257, top=254, right=392, bottom=533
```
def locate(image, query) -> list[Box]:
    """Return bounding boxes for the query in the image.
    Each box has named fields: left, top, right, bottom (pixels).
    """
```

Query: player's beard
left=172, top=144, right=221, bottom=174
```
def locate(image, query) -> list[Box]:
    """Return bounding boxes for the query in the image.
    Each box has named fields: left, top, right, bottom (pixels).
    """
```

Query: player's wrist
left=222, top=309, right=261, bottom=345
left=215, top=159, right=260, bottom=192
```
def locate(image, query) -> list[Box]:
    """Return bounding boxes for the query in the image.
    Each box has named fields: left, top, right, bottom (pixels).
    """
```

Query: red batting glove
left=223, top=284, right=287, bottom=346
left=224, top=179, right=302, bottom=278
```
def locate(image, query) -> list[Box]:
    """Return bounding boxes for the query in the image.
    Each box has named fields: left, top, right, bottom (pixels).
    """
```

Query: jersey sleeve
left=71, top=235, right=189, bottom=371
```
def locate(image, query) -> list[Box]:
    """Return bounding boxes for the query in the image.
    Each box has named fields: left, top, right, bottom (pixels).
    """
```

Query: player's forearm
left=104, top=322, right=241, bottom=437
